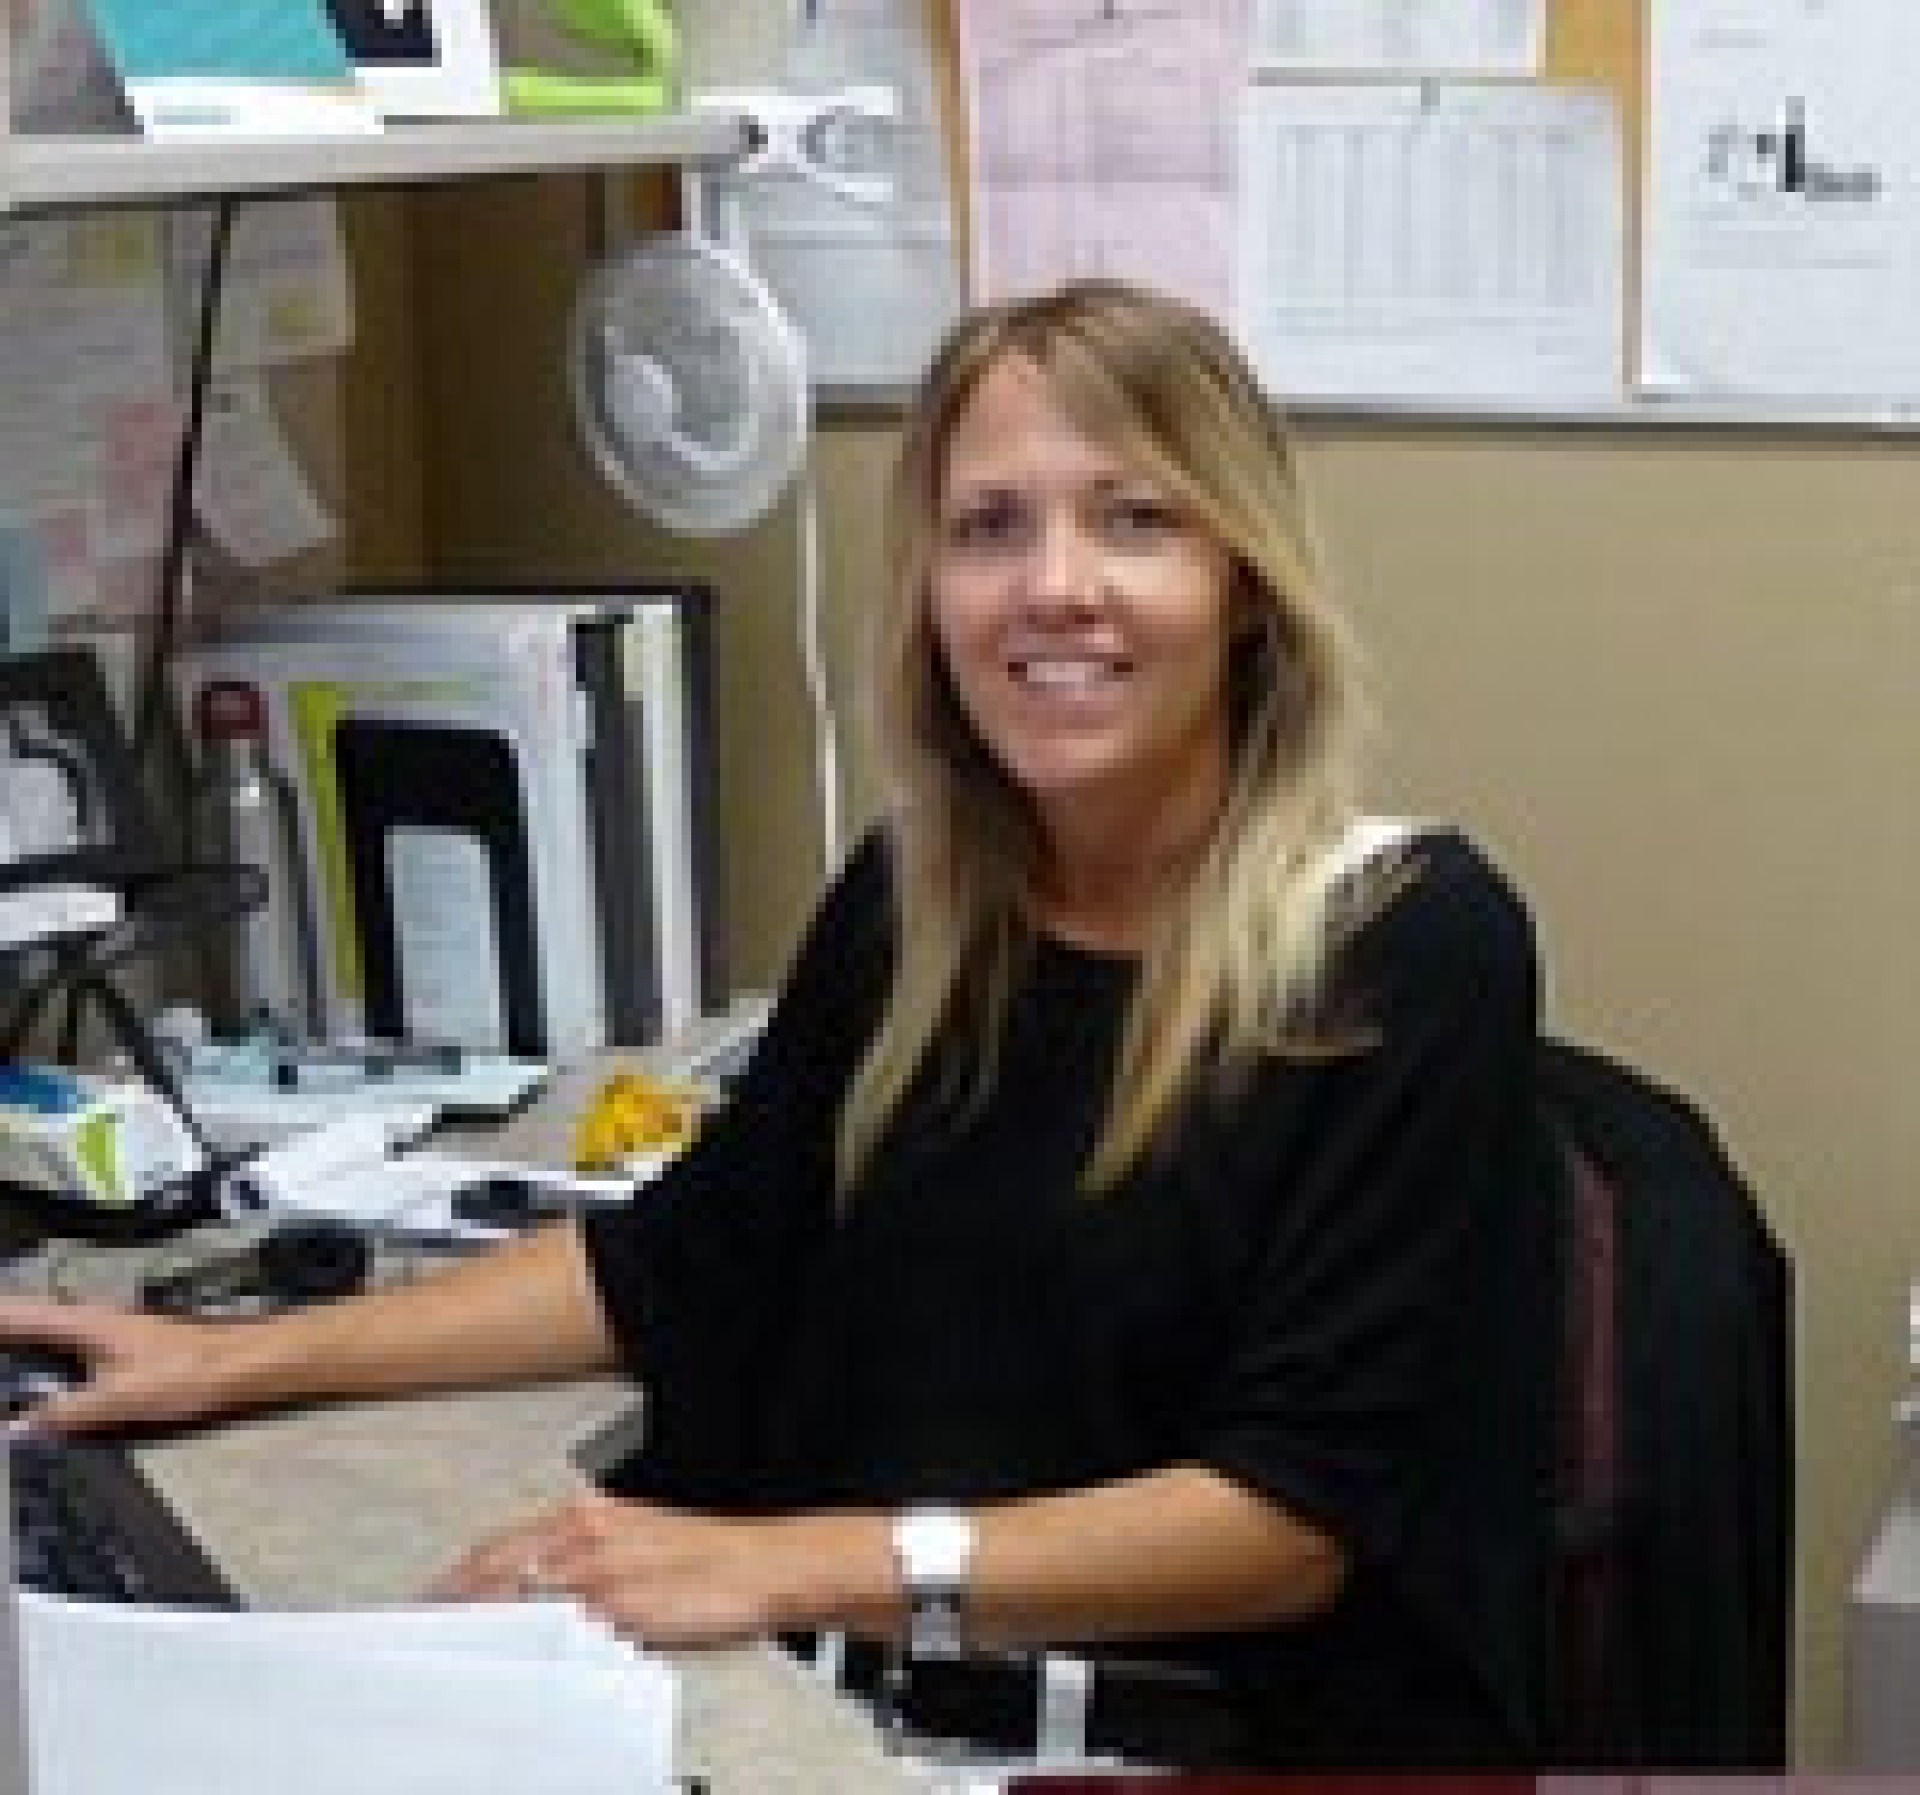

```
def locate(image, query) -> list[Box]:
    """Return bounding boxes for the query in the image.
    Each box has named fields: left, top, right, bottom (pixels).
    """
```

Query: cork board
left=928, top=0, right=1665, bottom=408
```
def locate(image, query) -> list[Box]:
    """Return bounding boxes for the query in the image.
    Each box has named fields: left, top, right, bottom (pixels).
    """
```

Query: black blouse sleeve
left=1189, top=833, right=1552, bottom=1574
left=577, top=832, right=894, bottom=1503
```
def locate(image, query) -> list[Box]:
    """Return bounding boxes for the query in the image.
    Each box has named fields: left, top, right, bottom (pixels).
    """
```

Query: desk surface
left=137, top=1379, right=921, bottom=1794
left=7, top=1046, right=927, bottom=1794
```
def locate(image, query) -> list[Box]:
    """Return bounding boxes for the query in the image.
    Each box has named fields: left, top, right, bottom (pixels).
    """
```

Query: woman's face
left=929, top=352, right=1238, bottom=852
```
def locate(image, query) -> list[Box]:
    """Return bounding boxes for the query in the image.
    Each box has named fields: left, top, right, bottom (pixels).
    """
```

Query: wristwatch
left=891, top=1504, right=975, bottom=1659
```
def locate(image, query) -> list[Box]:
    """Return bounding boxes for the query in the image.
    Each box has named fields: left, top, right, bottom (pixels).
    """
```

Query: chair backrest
left=1539, top=1039, right=1794, bottom=1768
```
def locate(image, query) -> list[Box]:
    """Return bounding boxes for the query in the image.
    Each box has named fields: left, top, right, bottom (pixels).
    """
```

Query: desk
left=4, top=1049, right=925, bottom=1794
left=132, top=1380, right=921, bottom=1793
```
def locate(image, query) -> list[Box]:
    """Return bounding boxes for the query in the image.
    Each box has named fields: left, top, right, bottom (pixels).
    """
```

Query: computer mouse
left=0, top=1343, right=87, bottom=1415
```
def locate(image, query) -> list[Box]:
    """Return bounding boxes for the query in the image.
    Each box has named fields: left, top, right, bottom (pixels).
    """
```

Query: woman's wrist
left=214, top=1305, right=350, bottom=1408
left=758, top=1510, right=899, bottom=1638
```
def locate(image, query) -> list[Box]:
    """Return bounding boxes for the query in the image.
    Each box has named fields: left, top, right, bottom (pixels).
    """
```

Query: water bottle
left=188, top=679, right=323, bottom=1039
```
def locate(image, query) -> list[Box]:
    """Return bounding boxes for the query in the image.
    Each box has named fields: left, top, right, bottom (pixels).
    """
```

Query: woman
left=0, top=281, right=1556, bottom=1768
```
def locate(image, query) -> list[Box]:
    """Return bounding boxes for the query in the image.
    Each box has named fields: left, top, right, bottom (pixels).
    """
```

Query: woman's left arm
left=432, top=1465, right=1341, bottom=1650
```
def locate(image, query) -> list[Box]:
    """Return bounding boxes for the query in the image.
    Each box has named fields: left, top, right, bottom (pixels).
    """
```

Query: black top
left=582, top=826, right=1558, bottom=1767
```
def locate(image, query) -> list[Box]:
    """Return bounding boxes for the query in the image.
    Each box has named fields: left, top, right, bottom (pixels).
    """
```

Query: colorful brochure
left=80, top=0, right=379, bottom=139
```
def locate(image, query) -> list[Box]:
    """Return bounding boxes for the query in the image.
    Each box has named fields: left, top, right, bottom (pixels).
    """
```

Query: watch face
left=898, top=1507, right=974, bottom=1583
left=895, top=1507, right=974, bottom=1660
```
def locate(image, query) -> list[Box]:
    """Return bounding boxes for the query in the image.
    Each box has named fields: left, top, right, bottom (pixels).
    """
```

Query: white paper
left=388, top=825, right=510, bottom=1049
left=0, top=216, right=179, bottom=627
left=128, top=78, right=379, bottom=140
left=231, top=1121, right=634, bottom=1235
left=954, top=0, right=1247, bottom=318
left=1250, top=0, right=1545, bottom=75
left=22, top=1592, right=676, bottom=1795
left=192, top=378, right=338, bottom=567
left=26, top=1591, right=634, bottom=1661
left=1642, top=0, right=1920, bottom=401
left=1235, top=81, right=1623, bottom=404
left=224, top=1104, right=436, bottom=1211
left=171, top=199, right=356, bottom=372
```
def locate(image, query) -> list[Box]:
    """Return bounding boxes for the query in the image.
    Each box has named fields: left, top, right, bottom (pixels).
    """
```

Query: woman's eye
left=1106, top=496, right=1179, bottom=538
left=945, top=501, right=1025, bottom=548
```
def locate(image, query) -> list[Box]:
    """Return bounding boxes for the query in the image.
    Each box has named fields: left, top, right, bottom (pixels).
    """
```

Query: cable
left=0, top=860, right=265, bottom=1058
left=132, top=198, right=238, bottom=767
left=794, top=460, right=843, bottom=877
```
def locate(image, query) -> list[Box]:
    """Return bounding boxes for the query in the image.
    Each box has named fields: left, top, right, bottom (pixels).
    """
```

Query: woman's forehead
left=941, top=354, right=1155, bottom=488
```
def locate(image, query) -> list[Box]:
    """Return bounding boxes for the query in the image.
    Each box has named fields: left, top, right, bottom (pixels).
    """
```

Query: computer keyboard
left=3, top=1343, right=238, bottom=1607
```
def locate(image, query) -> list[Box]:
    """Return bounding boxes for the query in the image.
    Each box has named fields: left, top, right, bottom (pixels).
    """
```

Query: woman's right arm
left=0, top=1219, right=618, bottom=1437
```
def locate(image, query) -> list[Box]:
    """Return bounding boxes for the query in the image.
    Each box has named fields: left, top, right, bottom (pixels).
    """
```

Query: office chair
left=1540, top=1039, right=1794, bottom=1768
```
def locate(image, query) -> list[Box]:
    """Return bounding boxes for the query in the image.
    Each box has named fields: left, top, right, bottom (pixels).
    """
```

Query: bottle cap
left=195, top=679, right=267, bottom=742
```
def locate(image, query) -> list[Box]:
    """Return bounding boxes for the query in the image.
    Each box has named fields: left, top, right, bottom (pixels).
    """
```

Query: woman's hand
left=0, top=1295, right=275, bottom=1436
left=429, top=1489, right=889, bottom=1651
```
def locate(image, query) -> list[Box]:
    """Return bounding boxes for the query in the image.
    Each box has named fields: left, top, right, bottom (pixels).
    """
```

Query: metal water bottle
left=188, top=679, right=323, bottom=1038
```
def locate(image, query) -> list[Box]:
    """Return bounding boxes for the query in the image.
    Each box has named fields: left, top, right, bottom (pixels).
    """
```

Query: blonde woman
left=0, top=283, right=1555, bottom=1768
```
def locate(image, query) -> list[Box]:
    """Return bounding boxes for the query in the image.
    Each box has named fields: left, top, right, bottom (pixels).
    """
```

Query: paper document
left=0, top=216, right=178, bottom=629
left=171, top=199, right=355, bottom=373
left=193, top=378, right=338, bottom=569
left=1235, top=81, right=1623, bottom=404
left=1250, top=0, right=1545, bottom=75
left=1642, top=0, right=1920, bottom=401
left=954, top=0, right=1246, bottom=317
left=23, top=1592, right=676, bottom=1795
left=222, top=1107, right=637, bottom=1237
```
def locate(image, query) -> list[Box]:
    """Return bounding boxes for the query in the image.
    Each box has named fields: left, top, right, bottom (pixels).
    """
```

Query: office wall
left=1306, top=426, right=1920, bottom=1767
left=353, top=173, right=1920, bottom=1766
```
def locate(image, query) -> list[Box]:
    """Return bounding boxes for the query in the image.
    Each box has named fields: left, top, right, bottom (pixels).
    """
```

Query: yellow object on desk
left=571, top=1069, right=706, bottom=1172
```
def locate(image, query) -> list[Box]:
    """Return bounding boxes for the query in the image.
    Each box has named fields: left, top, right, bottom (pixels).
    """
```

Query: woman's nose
left=1025, top=513, right=1102, bottom=610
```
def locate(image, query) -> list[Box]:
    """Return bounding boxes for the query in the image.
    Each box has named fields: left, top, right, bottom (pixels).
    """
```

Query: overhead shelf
left=3, top=110, right=753, bottom=214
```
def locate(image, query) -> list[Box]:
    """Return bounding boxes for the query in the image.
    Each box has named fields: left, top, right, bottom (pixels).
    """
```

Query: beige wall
left=343, top=178, right=1920, bottom=1766
left=1301, top=426, right=1920, bottom=1763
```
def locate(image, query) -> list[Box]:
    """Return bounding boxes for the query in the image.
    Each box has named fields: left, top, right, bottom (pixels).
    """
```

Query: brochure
left=80, top=0, right=380, bottom=139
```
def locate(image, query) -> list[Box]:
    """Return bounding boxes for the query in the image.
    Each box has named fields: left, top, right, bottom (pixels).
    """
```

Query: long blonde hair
left=838, top=281, right=1377, bottom=1195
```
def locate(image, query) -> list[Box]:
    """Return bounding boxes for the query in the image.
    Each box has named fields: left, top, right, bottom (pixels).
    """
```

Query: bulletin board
left=928, top=0, right=1920, bottom=432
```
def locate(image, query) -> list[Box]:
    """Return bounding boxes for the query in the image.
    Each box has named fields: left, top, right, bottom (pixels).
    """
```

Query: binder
left=331, top=714, right=544, bottom=1055
left=181, top=587, right=723, bottom=1056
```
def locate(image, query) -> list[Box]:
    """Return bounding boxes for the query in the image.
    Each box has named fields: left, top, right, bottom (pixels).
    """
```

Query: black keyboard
left=0, top=1345, right=237, bottom=1606
left=10, top=1435, right=237, bottom=1606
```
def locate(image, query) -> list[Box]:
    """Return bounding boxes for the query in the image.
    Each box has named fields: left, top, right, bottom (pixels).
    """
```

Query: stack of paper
left=23, top=1594, right=676, bottom=1794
